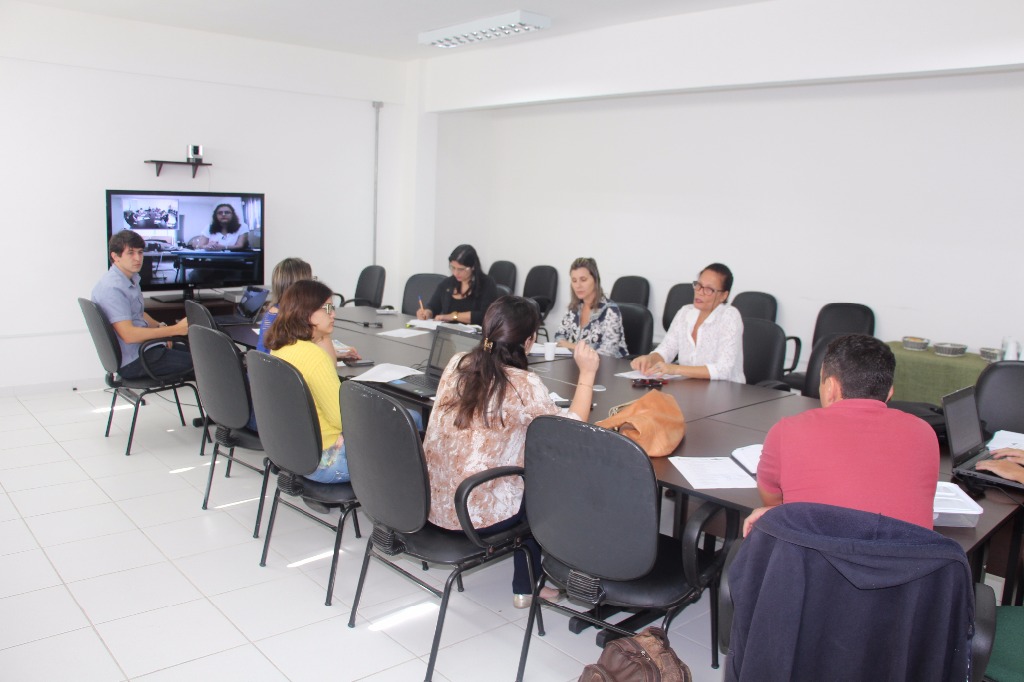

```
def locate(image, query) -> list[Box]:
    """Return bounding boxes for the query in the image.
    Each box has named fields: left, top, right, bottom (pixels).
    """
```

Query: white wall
left=0, top=1, right=418, bottom=389
left=434, top=69, right=1024, bottom=354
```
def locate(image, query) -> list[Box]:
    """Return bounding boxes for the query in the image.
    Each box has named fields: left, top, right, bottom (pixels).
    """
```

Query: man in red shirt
left=745, top=334, right=939, bottom=534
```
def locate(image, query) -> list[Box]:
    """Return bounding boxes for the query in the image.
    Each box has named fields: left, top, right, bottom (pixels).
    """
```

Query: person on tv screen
left=91, top=230, right=192, bottom=380
left=187, top=204, right=249, bottom=251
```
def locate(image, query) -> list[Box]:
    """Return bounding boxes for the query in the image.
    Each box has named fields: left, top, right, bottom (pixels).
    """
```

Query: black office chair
left=731, top=291, right=778, bottom=322
left=618, top=302, right=653, bottom=357
left=188, top=325, right=267, bottom=536
left=340, top=265, right=386, bottom=308
left=742, top=318, right=787, bottom=387
left=78, top=298, right=202, bottom=457
left=610, top=276, right=651, bottom=308
left=489, top=260, right=517, bottom=294
left=522, top=265, right=558, bottom=338
left=516, top=416, right=739, bottom=680
left=401, top=273, right=446, bottom=316
left=719, top=503, right=994, bottom=682
left=975, top=361, right=1024, bottom=436
left=496, top=283, right=512, bottom=298
left=247, top=352, right=361, bottom=606
left=340, top=381, right=531, bottom=682
left=663, top=283, right=695, bottom=331
left=792, top=334, right=841, bottom=399
left=784, top=303, right=874, bottom=390
left=183, top=299, right=218, bottom=329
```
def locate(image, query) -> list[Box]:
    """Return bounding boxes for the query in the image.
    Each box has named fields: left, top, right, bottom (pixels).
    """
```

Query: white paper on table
left=529, top=346, right=573, bottom=357
left=351, top=363, right=424, bottom=383
left=614, top=370, right=678, bottom=381
left=730, top=444, right=763, bottom=477
left=378, top=328, right=429, bottom=338
left=987, top=430, right=1024, bottom=450
left=669, top=457, right=758, bottom=489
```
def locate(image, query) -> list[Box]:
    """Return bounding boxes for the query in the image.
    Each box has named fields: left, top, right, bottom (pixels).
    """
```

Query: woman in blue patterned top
left=554, top=257, right=628, bottom=358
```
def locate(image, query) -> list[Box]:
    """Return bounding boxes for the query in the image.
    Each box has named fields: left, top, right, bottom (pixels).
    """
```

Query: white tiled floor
left=0, top=383, right=726, bottom=681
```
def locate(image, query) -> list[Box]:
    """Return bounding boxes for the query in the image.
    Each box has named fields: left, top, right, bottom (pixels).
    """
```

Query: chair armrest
left=756, top=379, right=792, bottom=392
left=332, top=292, right=344, bottom=307
left=138, top=337, right=184, bottom=381
left=455, top=465, right=529, bottom=550
left=971, top=582, right=996, bottom=682
left=717, top=539, right=744, bottom=654
left=340, top=298, right=374, bottom=307
left=783, top=336, right=802, bottom=374
left=682, top=501, right=740, bottom=588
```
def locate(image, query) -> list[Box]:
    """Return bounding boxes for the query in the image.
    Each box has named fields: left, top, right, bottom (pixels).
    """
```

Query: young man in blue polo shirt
left=91, top=230, right=192, bottom=379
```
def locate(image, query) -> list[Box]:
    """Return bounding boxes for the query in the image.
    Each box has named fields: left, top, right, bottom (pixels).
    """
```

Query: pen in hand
left=418, top=296, right=424, bottom=312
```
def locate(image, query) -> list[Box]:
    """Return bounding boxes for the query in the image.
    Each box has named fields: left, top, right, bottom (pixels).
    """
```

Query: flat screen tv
left=105, top=189, right=265, bottom=301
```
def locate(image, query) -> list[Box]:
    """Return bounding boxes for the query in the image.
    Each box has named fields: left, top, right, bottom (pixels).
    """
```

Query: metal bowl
left=934, top=342, right=968, bottom=357
left=980, top=347, right=1002, bottom=362
left=901, top=336, right=930, bottom=351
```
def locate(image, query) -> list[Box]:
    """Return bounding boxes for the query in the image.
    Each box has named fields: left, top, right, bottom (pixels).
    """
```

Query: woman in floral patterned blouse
left=423, top=295, right=600, bottom=608
left=554, top=257, right=628, bottom=358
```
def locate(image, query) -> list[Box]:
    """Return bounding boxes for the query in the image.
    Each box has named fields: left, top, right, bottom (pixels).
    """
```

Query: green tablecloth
left=887, top=341, right=989, bottom=405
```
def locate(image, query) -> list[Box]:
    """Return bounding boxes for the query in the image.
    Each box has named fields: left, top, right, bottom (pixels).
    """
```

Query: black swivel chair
left=791, top=334, right=841, bottom=400
left=742, top=318, right=787, bottom=387
left=610, top=275, right=651, bottom=308
left=247, top=352, right=361, bottom=606
left=618, top=302, right=654, bottom=357
left=183, top=299, right=219, bottom=329
left=663, top=283, right=695, bottom=331
left=522, top=265, right=558, bottom=339
left=719, top=503, right=994, bottom=682
left=784, top=303, right=874, bottom=390
left=188, top=325, right=268, bottom=537
left=401, top=273, right=446, bottom=316
left=732, top=291, right=778, bottom=322
left=496, top=283, right=512, bottom=298
left=489, top=260, right=517, bottom=294
left=516, top=416, right=739, bottom=680
left=340, top=381, right=532, bottom=682
left=975, top=360, right=1024, bottom=436
left=78, top=298, right=202, bottom=457
left=339, top=265, right=386, bottom=308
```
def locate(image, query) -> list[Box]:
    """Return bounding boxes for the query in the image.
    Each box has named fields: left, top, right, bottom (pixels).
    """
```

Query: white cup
left=544, top=342, right=557, bottom=361
left=1003, top=337, right=1019, bottom=361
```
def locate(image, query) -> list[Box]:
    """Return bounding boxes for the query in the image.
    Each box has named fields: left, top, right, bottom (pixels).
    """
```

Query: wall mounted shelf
left=144, top=160, right=212, bottom=178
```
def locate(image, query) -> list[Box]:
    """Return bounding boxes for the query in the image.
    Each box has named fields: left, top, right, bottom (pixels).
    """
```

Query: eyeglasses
left=449, top=264, right=471, bottom=274
left=692, top=281, right=724, bottom=296
left=215, top=209, right=233, bottom=215
left=320, top=303, right=336, bottom=315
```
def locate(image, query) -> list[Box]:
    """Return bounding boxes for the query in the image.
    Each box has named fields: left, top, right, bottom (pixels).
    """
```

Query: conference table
left=226, top=307, right=1022, bottom=602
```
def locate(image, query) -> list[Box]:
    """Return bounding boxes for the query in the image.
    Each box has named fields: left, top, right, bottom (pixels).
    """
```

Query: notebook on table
left=387, top=326, right=481, bottom=399
left=212, top=286, right=269, bottom=326
left=942, top=385, right=1024, bottom=491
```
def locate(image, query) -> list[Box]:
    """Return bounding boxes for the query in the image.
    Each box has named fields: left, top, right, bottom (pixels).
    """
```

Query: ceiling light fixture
left=418, top=10, right=551, bottom=49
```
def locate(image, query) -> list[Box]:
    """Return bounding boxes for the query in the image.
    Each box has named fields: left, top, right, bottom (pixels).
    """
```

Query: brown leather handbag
left=595, top=390, right=685, bottom=457
left=578, top=627, right=693, bottom=682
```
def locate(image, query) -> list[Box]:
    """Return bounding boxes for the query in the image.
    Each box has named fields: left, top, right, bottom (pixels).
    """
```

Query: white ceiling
left=22, top=0, right=759, bottom=61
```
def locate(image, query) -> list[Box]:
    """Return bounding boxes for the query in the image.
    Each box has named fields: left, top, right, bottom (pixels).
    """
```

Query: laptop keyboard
left=402, top=374, right=437, bottom=390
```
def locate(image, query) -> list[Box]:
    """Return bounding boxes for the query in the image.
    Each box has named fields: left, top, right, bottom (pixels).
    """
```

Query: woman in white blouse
left=631, top=263, right=745, bottom=383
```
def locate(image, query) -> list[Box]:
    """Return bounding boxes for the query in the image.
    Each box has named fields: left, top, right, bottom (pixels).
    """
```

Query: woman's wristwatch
left=451, top=311, right=459, bottom=322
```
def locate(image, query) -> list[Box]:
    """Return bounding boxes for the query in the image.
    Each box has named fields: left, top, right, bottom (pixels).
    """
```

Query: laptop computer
left=942, top=385, right=1024, bottom=491
left=212, top=286, right=269, bottom=326
left=387, top=326, right=481, bottom=399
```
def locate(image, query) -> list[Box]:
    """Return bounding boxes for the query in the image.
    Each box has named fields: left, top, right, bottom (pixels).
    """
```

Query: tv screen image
left=106, top=190, right=265, bottom=301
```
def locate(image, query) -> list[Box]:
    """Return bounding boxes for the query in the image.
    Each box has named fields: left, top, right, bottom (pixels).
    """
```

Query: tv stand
left=145, top=296, right=233, bottom=324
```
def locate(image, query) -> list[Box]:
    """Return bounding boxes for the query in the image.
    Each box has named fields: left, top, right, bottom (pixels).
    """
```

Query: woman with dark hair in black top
left=416, top=244, right=499, bottom=325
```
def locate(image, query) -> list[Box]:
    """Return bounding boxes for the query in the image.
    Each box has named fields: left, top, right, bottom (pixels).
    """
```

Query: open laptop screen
left=428, top=327, right=482, bottom=376
left=942, top=387, right=986, bottom=467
